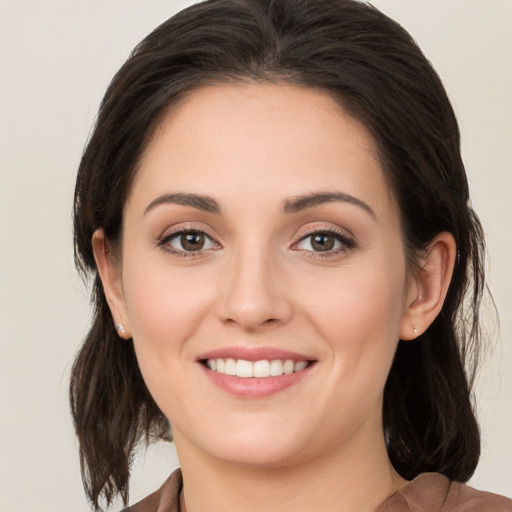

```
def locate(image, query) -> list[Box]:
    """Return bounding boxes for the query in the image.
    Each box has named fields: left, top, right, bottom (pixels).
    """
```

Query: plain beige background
left=0, top=1, right=511, bottom=510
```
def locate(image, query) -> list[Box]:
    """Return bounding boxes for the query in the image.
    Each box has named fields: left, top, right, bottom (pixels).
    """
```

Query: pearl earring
left=116, top=323, right=127, bottom=335
left=413, top=327, right=418, bottom=335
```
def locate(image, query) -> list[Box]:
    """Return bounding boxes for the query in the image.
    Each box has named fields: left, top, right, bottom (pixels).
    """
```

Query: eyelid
left=156, top=224, right=222, bottom=257
left=291, top=226, right=356, bottom=255
left=293, top=223, right=355, bottom=242
left=157, top=222, right=220, bottom=241
left=154, top=222, right=355, bottom=258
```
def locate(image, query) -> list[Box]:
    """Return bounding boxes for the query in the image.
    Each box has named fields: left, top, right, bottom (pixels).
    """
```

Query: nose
left=217, top=244, right=293, bottom=332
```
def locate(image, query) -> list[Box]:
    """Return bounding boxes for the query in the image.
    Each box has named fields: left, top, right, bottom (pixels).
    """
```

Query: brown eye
left=181, top=232, right=205, bottom=251
left=163, top=229, right=217, bottom=254
left=294, top=230, right=355, bottom=254
left=310, top=234, right=335, bottom=251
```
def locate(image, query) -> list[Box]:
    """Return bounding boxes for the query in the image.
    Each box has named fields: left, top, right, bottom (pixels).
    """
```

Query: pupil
left=312, top=234, right=334, bottom=251
left=181, top=232, right=204, bottom=251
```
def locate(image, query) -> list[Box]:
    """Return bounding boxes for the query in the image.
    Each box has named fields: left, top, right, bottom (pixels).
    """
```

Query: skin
left=93, top=83, right=456, bottom=511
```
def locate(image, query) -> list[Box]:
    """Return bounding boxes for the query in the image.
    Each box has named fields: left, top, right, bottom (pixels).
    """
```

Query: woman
left=70, top=0, right=512, bottom=510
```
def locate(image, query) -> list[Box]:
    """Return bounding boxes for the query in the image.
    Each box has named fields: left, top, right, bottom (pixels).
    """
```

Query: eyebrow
left=282, top=192, right=376, bottom=219
left=144, top=193, right=222, bottom=215
left=143, top=191, right=375, bottom=219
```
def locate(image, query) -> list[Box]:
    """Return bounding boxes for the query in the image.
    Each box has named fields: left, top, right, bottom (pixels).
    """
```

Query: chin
left=174, top=413, right=315, bottom=468
left=211, top=439, right=308, bottom=468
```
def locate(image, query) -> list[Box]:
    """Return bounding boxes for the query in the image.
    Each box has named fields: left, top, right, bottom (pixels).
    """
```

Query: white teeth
left=236, top=359, right=253, bottom=377
left=269, top=359, right=284, bottom=376
left=253, top=360, right=271, bottom=378
left=207, top=358, right=310, bottom=378
left=283, top=360, right=294, bottom=375
left=294, top=361, right=308, bottom=372
left=225, top=358, right=237, bottom=376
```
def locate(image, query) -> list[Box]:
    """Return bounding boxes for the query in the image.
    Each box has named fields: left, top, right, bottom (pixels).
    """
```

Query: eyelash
left=157, top=227, right=356, bottom=259
left=292, top=228, right=356, bottom=258
left=157, top=228, right=219, bottom=259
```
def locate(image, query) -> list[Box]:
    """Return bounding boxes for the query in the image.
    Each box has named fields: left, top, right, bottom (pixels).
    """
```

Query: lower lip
left=200, top=363, right=314, bottom=398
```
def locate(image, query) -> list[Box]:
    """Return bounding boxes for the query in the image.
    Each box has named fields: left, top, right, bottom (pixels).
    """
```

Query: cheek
left=302, top=253, right=406, bottom=332
left=120, top=252, right=217, bottom=392
left=123, top=248, right=215, bottom=336
left=301, top=257, right=407, bottom=392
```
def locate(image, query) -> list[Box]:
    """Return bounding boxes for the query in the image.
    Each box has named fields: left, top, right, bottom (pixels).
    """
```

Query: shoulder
left=445, top=478, right=512, bottom=512
left=120, top=468, right=182, bottom=512
left=378, top=473, right=512, bottom=512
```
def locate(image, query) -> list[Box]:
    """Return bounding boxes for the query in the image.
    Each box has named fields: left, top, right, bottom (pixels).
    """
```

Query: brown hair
left=71, top=0, right=486, bottom=509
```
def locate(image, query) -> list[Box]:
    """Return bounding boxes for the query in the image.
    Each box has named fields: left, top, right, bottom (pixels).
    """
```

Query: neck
left=173, top=422, right=406, bottom=512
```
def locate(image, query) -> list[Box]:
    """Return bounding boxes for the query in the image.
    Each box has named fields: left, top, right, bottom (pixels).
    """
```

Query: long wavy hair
left=70, top=0, right=486, bottom=509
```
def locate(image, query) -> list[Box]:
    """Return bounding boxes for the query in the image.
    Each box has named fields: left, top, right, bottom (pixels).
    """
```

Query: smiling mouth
left=202, top=358, right=313, bottom=378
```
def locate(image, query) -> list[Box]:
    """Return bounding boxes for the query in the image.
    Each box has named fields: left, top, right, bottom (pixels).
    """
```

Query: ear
left=400, top=232, right=457, bottom=340
left=92, top=229, right=131, bottom=339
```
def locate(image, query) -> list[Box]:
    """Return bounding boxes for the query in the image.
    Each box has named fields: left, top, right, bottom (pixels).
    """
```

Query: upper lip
left=197, top=346, right=315, bottom=362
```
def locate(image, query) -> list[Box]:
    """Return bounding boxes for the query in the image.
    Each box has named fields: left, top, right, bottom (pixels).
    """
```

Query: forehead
left=128, top=83, right=396, bottom=219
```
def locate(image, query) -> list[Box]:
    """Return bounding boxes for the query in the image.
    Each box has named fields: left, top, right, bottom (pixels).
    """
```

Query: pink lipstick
left=197, top=346, right=316, bottom=398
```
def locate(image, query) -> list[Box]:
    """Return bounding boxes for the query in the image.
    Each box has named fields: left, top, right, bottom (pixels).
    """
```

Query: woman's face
left=113, top=83, right=417, bottom=466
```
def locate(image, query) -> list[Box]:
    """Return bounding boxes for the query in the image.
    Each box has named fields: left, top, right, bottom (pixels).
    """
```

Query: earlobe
left=92, top=229, right=131, bottom=339
left=400, top=232, right=457, bottom=340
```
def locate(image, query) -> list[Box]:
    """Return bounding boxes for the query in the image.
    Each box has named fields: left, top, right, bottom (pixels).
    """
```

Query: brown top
left=125, top=469, right=512, bottom=512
